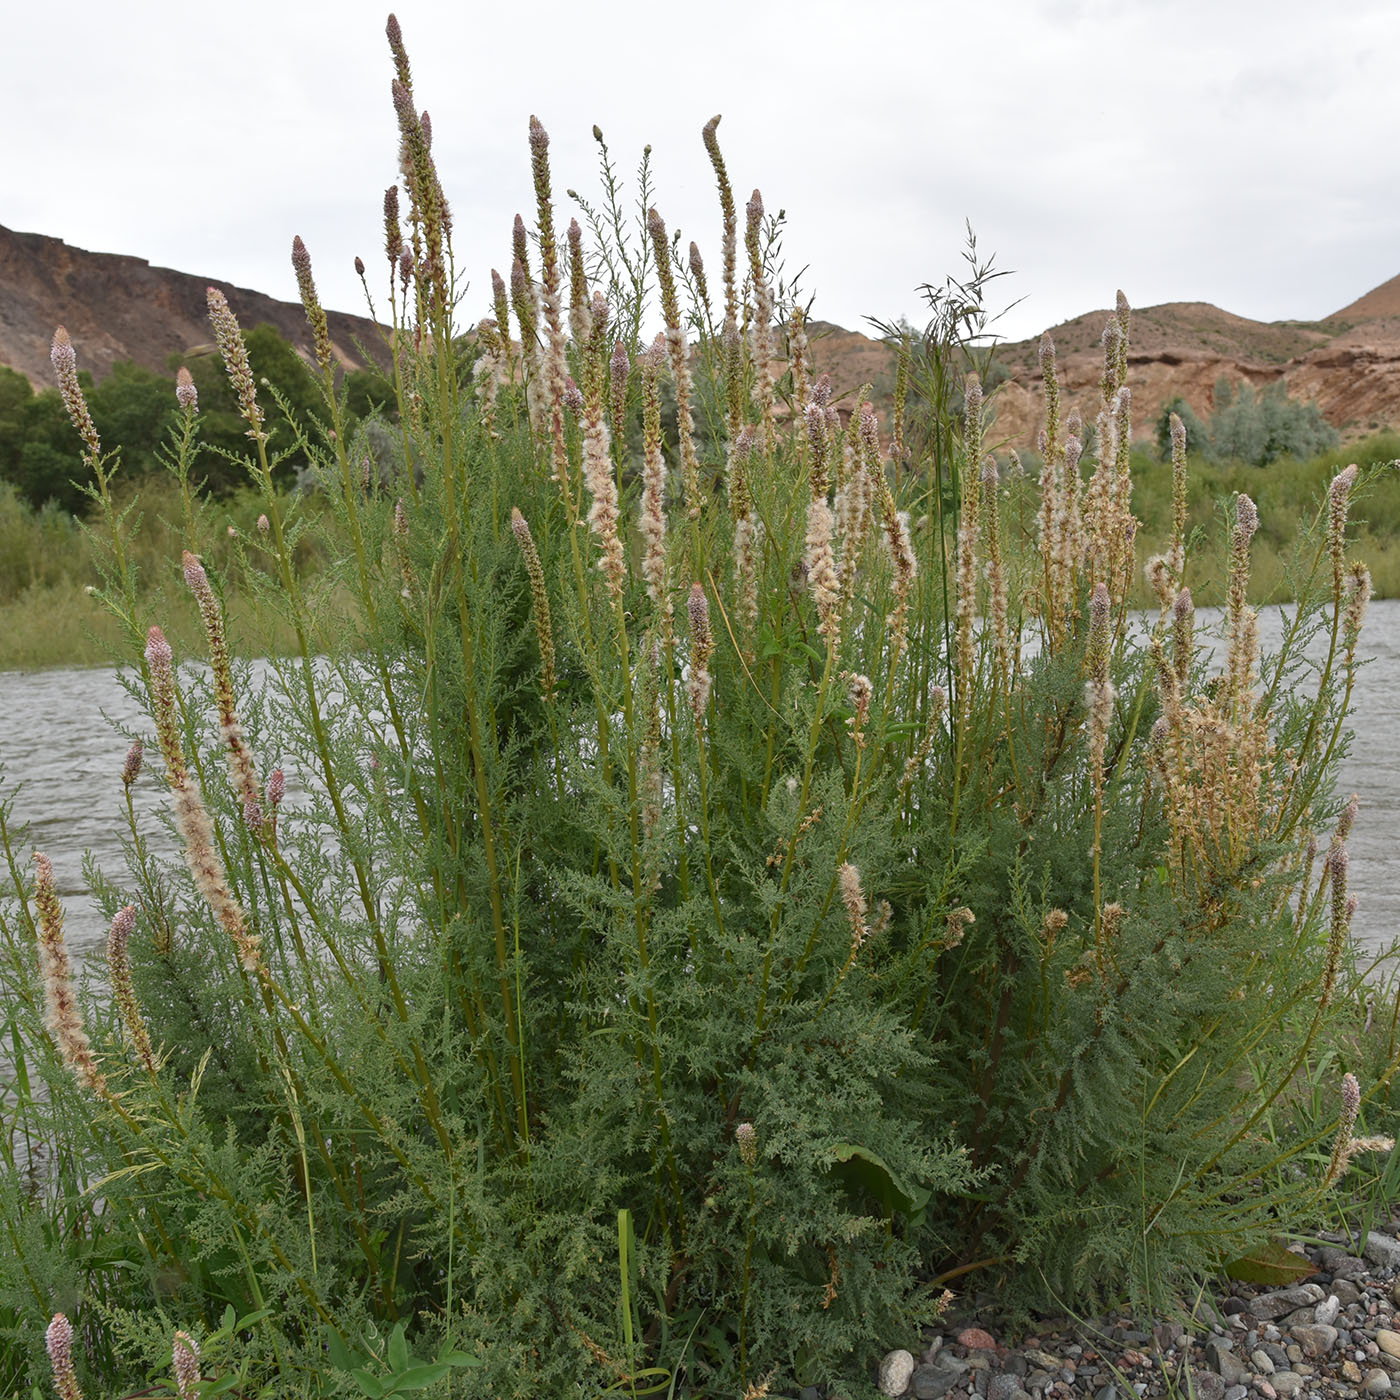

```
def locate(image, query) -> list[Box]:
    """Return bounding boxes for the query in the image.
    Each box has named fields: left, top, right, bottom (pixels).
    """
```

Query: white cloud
left=3, top=0, right=1399, bottom=348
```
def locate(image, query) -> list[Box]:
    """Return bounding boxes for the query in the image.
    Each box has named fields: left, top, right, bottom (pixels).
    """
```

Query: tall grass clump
left=0, top=18, right=1389, bottom=1397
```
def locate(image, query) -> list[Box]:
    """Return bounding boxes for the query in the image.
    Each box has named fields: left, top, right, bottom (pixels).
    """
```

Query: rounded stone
left=911, top=1364, right=956, bottom=1400
left=1381, top=1331, right=1400, bottom=1360
left=1191, top=1371, right=1225, bottom=1400
left=959, top=1327, right=998, bottom=1351
left=880, top=1349, right=917, bottom=1398
left=988, top=1373, right=1023, bottom=1400
left=1252, top=1349, right=1277, bottom=1374
left=1366, top=1370, right=1394, bottom=1397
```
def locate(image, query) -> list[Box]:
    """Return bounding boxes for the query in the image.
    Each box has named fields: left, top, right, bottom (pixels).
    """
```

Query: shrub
left=1156, top=377, right=1339, bottom=467
left=0, top=20, right=1385, bottom=1399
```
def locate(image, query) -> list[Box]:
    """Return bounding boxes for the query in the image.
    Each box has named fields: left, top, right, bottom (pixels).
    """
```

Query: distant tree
left=1155, top=394, right=1210, bottom=460
left=1156, top=378, right=1338, bottom=467
left=8, top=386, right=88, bottom=513
left=176, top=323, right=324, bottom=493
left=89, top=361, right=179, bottom=477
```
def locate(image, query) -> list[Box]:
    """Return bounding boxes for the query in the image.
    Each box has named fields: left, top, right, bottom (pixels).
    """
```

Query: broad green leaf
left=390, top=1362, right=451, bottom=1391
left=325, top=1330, right=354, bottom=1371
left=437, top=1350, right=483, bottom=1368
left=830, top=1142, right=931, bottom=1226
left=1224, top=1239, right=1316, bottom=1285
left=387, top=1323, right=410, bottom=1375
left=350, top=1368, right=387, bottom=1399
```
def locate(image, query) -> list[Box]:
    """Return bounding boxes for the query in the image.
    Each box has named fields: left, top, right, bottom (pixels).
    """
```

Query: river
left=1, top=603, right=1396, bottom=964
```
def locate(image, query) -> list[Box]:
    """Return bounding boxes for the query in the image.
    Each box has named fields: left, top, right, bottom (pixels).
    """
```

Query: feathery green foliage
left=0, top=17, right=1390, bottom=1399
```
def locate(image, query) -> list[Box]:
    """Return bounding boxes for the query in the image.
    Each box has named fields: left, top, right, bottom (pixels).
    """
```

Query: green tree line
left=0, top=326, right=393, bottom=513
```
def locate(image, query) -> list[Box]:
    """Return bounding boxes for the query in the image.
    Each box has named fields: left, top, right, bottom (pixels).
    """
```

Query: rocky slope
left=5, top=222, right=1400, bottom=454
left=802, top=278, right=1400, bottom=454
left=0, top=224, right=386, bottom=387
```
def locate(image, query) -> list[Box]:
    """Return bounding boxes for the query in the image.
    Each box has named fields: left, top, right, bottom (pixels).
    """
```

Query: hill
left=5, top=222, right=1400, bottom=454
left=0, top=224, right=386, bottom=387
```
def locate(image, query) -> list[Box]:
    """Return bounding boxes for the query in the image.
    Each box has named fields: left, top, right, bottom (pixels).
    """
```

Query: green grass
left=0, top=478, right=345, bottom=669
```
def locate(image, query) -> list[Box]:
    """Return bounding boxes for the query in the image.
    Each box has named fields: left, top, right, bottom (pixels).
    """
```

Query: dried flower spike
left=291, top=235, right=334, bottom=374
left=735, top=1121, right=757, bottom=1167
left=145, top=625, right=263, bottom=974
left=183, top=552, right=263, bottom=829
left=511, top=509, right=556, bottom=699
left=206, top=288, right=265, bottom=440
left=175, top=366, right=198, bottom=412
left=108, top=904, right=155, bottom=1074
left=172, top=1331, right=201, bottom=1400
left=839, top=862, right=870, bottom=952
left=50, top=328, right=101, bottom=459
left=121, top=739, right=143, bottom=789
left=47, top=1313, right=84, bottom=1400
left=34, top=853, right=106, bottom=1096
left=687, top=583, right=714, bottom=723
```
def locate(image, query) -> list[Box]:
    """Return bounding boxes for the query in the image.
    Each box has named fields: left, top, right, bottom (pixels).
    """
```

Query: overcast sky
left=4, top=0, right=1398, bottom=347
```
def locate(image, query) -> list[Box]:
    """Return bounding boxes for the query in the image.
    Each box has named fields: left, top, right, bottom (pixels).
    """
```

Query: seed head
left=687, top=583, right=714, bottom=723
left=1235, top=493, right=1258, bottom=545
left=383, top=186, right=402, bottom=264
left=47, top=1314, right=83, bottom=1400
left=292, top=236, right=333, bottom=373
left=1086, top=581, right=1112, bottom=682
left=735, top=1121, right=757, bottom=1167
left=511, top=509, right=556, bottom=699
left=122, top=739, right=143, bottom=788
left=175, top=366, right=198, bottom=411
left=108, top=904, right=154, bottom=1074
left=50, top=327, right=101, bottom=458
left=34, top=853, right=105, bottom=1096
left=206, top=288, right=264, bottom=438
left=172, top=1332, right=201, bottom=1400
left=839, top=862, right=870, bottom=952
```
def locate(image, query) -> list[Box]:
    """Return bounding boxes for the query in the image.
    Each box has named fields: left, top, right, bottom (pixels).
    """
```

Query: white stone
left=1377, top=1330, right=1400, bottom=1360
left=1315, top=1295, right=1341, bottom=1327
left=880, top=1349, right=916, bottom=1398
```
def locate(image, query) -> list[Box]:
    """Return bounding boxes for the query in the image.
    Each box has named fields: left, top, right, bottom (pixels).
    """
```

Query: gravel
left=858, top=1224, right=1400, bottom=1400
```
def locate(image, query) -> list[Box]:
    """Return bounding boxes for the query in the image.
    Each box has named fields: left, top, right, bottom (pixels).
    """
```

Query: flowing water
left=1, top=602, right=1397, bottom=964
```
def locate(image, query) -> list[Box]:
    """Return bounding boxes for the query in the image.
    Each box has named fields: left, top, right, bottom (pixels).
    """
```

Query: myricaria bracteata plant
left=0, top=13, right=1392, bottom=1397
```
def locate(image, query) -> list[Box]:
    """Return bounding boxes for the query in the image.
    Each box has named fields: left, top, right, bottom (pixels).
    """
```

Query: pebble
left=1368, top=1235, right=1400, bottom=1269
left=879, top=1349, right=915, bottom=1397
left=960, top=1328, right=998, bottom=1351
left=871, top=1231, right=1400, bottom=1400
left=912, top=1364, right=955, bottom=1400
left=1253, top=1287, right=1329, bottom=1322
left=1292, top=1324, right=1340, bottom=1358
left=1191, top=1372, right=1226, bottom=1400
